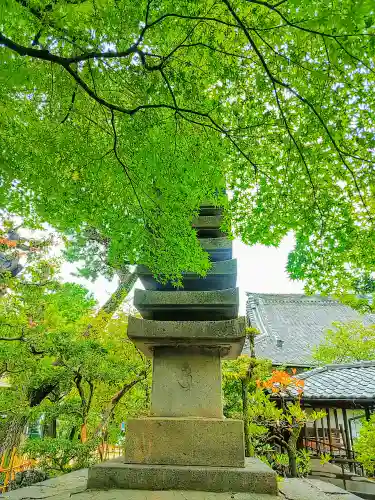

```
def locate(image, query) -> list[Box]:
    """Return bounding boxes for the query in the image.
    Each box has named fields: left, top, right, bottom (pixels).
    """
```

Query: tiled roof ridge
left=297, top=360, right=375, bottom=380
left=247, top=296, right=282, bottom=346
left=246, top=292, right=339, bottom=305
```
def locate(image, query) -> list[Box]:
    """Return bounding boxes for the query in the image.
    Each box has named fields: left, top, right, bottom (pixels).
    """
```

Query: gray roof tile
left=297, top=362, right=375, bottom=400
left=245, top=293, right=375, bottom=366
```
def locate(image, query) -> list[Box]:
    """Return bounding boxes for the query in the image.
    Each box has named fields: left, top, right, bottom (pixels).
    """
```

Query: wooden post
left=325, top=408, right=333, bottom=454
left=313, top=418, right=320, bottom=454
left=365, top=407, right=371, bottom=422
left=320, top=415, right=326, bottom=452
left=333, top=409, right=341, bottom=451
left=340, top=424, right=347, bottom=453
left=342, top=409, right=354, bottom=472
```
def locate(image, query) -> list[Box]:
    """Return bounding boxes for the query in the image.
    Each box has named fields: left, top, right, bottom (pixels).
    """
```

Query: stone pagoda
left=88, top=202, right=277, bottom=494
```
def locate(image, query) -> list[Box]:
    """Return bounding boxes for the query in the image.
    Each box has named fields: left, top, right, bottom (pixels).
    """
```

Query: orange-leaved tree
left=256, top=369, right=325, bottom=477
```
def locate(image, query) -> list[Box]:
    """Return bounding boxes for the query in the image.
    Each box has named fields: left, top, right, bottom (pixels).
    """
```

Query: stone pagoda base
left=87, top=457, right=278, bottom=494
left=125, top=417, right=245, bottom=467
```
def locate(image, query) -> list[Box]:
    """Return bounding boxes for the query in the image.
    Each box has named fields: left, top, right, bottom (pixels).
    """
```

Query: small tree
left=256, top=370, right=325, bottom=477
left=353, top=414, right=375, bottom=477
left=222, top=327, right=271, bottom=457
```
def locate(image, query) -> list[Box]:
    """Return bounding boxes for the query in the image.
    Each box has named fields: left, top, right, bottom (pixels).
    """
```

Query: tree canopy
left=313, top=320, right=375, bottom=363
left=0, top=0, right=374, bottom=289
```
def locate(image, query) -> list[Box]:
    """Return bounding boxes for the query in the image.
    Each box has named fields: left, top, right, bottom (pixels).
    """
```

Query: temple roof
left=245, top=293, right=375, bottom=367
left=297, top=362, right=375, bottom=402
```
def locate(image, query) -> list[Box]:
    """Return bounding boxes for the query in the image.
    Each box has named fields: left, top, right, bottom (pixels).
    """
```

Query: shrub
left=354, top=415, right=375, bottom=476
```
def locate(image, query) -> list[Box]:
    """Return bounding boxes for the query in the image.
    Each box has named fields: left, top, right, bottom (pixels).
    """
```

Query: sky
left=61, top=232, right=305, bottom=315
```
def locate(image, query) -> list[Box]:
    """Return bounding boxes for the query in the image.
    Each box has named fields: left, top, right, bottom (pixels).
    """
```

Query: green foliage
left=222, top=356, right=272, bottom=417
left=22, top=437, right=98, bottom=473
left=354, top=414, right=375, bottom=476
left=246, top=389, right=313, bottom=477
left=0, top=248, right=150, bottom=458
left=319, top=452, right=332, bottom=466
left=0, top=0, right=374, bottom=292
left=313, top=321, right=375, bottom=363
left=263, top=449, right=311, bottom=478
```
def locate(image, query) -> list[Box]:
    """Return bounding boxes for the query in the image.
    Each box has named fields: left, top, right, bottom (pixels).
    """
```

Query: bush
left=22, top=437, right=99, bottom=474
left=354, top=415, right=375, bottom=476
left=8, top=469, right=48, bottom=490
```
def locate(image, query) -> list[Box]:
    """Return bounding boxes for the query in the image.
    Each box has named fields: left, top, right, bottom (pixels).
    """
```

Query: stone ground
left=1, top=469, right=363, bottom=500
left=309, top=459, right=375, bottom=498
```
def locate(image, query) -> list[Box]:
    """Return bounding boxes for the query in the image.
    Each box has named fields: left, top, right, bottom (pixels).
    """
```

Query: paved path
left=1, top=468, right=362, bottom=500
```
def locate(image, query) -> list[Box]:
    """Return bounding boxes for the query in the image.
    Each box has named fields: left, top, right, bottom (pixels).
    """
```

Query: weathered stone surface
left=127, top=317, right=246, bottom=359
left=192, top=215, right=222, bottom=228
left=2, top=469, right=88, bottom=499
left=134, top=288, right=239, bottom=321
left=125, top=417, right=244, bottom=467
left=192, top=215, right=225, bottom=237
left=2, top=468, right=363, bottom=500
left=200, top=236, right=231, bottom=249
left=136, top=259, right=237, bottom=291
left=88, top=458, right=277, bottom=494
left=199, top=203, right=223, bottom=216
left=279, top=477, right=362, bottom=500
left=151, top=347, right=222, bottom=418
left=200, top=237, right=232, bottom=262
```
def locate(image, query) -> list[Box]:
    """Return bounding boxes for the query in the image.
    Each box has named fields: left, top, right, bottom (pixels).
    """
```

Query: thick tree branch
left=93, top=371, right=146, bottom=437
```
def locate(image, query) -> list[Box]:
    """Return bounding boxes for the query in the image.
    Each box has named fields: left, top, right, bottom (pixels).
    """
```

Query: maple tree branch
left=60, top=86, right=77, bottom=124
left=0, top=323, right=25, bottom=341
left=144, top=12, right=238, bottom=31
left=222, top=0, right=373, bottom=222
left=110, top=110, right=147, bottom=220
left=172, top=42, right=257, bottom=62
left=246, top=0, right=374, bottom=38
left=160, top=68, right=177, bottom=108
left=93, top=371, right=146, bottom=437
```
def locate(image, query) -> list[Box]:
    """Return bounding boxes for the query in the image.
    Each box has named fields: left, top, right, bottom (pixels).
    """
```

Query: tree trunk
left=287, top=447, right=298, bottom=477
left=93, top=372, right=146, bottom=438
left=0, top=415, right=28, bottom=455
left=101, top=269, right=138, bottom=315
left=83, top=269, right=137, bottom=337
left=287, top=427, right=302, bottom=477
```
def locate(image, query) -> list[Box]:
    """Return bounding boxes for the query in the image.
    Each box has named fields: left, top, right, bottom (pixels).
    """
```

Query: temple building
left=246, top=293, right=375, bottom=368
left=246, top=293, right=375, bottom=496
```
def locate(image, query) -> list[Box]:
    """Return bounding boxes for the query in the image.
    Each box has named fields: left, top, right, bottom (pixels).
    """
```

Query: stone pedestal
left=88, top=458, right=277, bottom=494
left=88, top=201, right=277, bottom=494
left=125, top=417, right=244, bottom=467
